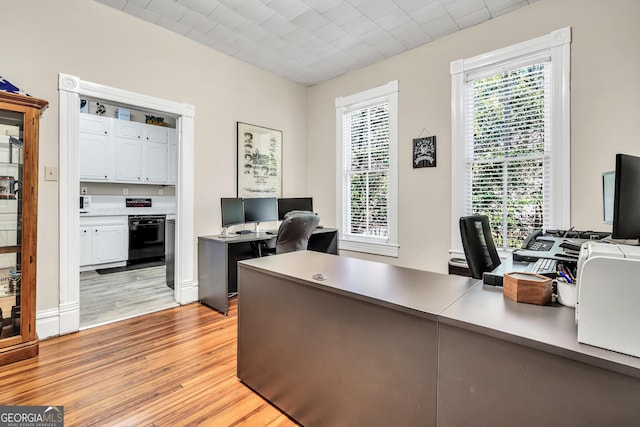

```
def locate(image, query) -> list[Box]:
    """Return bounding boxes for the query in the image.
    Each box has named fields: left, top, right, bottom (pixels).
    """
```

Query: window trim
left=450, top=27, right=571, bottom=258
left=336, top=80, right=399, bottom=257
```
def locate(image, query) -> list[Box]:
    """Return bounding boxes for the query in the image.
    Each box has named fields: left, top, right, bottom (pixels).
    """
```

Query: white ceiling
left=96, top=0, right=537, bottom=86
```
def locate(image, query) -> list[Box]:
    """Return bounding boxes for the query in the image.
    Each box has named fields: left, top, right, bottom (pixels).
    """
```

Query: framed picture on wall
left=412, top=136, right=436, bottom=168
left=237, top=122, right=282, bottom=198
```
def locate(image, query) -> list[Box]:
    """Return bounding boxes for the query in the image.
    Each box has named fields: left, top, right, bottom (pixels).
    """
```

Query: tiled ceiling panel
left=95, top=0, right=537, bottom=86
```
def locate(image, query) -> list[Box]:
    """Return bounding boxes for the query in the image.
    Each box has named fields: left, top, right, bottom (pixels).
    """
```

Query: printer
left=575, top=241, right=640, bottom=358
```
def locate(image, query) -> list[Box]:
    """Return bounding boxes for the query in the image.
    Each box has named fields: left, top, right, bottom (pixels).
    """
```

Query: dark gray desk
left=237, top=251, right=477, bottom=427
left=237, top=251, right=640, bottom=426
left=198, top=228, right=337, bottom=314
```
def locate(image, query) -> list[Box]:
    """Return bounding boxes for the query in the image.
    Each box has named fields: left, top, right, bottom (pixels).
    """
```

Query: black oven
left=128, top=215, right=166, bottom=264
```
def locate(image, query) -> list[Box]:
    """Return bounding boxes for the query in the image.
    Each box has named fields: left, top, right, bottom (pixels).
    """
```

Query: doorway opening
left=57, top=73, right=196, bottom=336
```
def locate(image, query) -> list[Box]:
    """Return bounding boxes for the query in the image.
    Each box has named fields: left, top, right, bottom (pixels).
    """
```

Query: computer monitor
left=612, top=153, right=640, bottom=242
left=243, top=197, right=278, bottom=232
left=220, top=198, right=244, bottom=235
left=602, top=171, right=615, bottom=225
left=278, top=197, right=313, bottom=220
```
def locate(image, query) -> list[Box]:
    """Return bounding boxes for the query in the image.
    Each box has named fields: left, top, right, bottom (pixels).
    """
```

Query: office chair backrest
left=459, top=215, right=501, bottom=279
left=275, top=211, right=320, bottom=254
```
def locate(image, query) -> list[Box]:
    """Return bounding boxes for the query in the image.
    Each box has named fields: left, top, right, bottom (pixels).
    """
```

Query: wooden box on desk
left=503, top=272, right=552, bottom=305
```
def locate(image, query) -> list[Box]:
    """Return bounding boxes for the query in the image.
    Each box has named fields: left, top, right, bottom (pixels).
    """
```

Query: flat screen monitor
left=243, top=197, right=278, bottom=232
left=221, top=198, right=244, bottom=229
left=612, top=153, right=640, bottom=241
left=602, top=171, right=615, bottom=224
left=278, top=197, right=313, bottom=220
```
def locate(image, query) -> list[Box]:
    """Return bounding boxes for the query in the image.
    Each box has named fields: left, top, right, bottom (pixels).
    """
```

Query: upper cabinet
left=0, top=90, right=48, bottom=366
left=80, top=114, right=174, bottom=185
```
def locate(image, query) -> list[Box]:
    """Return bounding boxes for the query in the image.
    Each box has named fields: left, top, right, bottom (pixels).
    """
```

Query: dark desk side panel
left=198, top=238, right=228, bottom=314
left=237, top=267, right=438, bottom=427
left=438, top=324, right=640, bottom=426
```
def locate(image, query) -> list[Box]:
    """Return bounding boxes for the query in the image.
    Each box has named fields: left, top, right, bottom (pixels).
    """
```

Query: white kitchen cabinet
left=80, top=216, right=128, bottom=269
left=79, top=114, right=115, bottom=181
left=116, top=137, right=143, bottom=182
left=143, top=140, right=168, bottom=183
left=80, top=114, right=173, bottom=184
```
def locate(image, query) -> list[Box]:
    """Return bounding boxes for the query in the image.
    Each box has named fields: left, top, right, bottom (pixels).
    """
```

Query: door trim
left=52, top=73, right=196, bottom=336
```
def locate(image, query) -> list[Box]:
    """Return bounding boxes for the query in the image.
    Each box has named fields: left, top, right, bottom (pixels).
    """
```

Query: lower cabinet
left=80, top=216, right=128, bottom=269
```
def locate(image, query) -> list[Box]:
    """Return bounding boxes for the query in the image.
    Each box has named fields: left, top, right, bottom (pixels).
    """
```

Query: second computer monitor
left=278, top=197, right=313, bottom=220
left=244, top=197, right=278, bottom=232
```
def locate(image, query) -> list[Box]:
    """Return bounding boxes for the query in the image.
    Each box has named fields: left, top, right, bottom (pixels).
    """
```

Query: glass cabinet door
left=0, top=109, right=23, bottom=341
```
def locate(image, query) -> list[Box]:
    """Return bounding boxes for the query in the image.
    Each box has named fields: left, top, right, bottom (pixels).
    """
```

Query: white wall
left=307, top=0, right=640, bottom=273
left=0, top=0, right=308, bottom=312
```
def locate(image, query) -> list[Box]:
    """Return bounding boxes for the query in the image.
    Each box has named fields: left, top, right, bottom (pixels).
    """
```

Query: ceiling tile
left=303, top=0, right=342, bottom=13
left=127, top=0, right=152, bottom=8
left=331, top=32, right=360, bottom=50
left=267, top=0, right=310, bottom=20
left=356, top=0, right=399, bottom=20
left=393, top=0, right=428, bottom=14
left=445, top=0, right=486, bottom=20
left=177, top=0, right=220, bottom=16
left=217, top=0, right=243, bottom=9
left=456, top=8, right=492, bottom=29
left=322, top=2, right=362, bottom=27
left=360, top=27, right=393, bottom=45
left=373, top=37, right=406, bottom=57
left=235, top=0, right=276, bottom=23
left=422, top=14, right=458, bottom=39
left=291, top=8, right=330, bottom=32
left=207, top=23, right=241, bottom=43
left=235, top=20, right=270, bottom=40
left=179, top=10, right=216, bottom=33
left=210, top=4, right=246, bottom=29
left=410, top=2, right=449, bottom=25
left=389, top=21, right=426, bottom=43
left=313, top=22, right=347, bottom=42
left=282, top=27, right=316, bottom=46
left=344, top=15, right=378, bottom=37
left=261, top=13, right=297, bottom=36
left=376, top=7, right=412, bottom=32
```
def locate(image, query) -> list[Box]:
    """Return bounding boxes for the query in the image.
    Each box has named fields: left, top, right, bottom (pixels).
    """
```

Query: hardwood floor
left=0, top=299, right=297, bottom=426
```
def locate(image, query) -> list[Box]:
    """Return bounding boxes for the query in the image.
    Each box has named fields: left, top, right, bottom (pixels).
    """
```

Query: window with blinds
left=335, top=81, right=398, bottom=257
left=466, top=61, right=551, bottom=249
left=451, top=27, right=571, bottom=256
left=344, top=102, right=390, bottom=238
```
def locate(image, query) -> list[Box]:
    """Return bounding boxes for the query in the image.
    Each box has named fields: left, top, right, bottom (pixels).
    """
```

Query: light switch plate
left=45, top=166, right=58, bottom=181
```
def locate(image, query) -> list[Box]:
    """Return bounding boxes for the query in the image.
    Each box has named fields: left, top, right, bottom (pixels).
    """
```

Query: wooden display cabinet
left=0, top=90, right=47, bottom=365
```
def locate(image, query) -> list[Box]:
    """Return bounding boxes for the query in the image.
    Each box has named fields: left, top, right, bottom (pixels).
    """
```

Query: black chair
left=459, top=215, right=501, bottom=279
left=254, top=211, right=320, bottom=256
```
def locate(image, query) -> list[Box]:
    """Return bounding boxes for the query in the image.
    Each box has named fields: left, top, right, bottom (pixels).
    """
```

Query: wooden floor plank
left=0, top=299, right=298, bottom=426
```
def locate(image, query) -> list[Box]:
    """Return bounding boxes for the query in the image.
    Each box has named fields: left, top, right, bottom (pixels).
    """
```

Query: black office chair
left=254, top=211, right=320, bottom=256
left=459, top=215, right=501, bottom=279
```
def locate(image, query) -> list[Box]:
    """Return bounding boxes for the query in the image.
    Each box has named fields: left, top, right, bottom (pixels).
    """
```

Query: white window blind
left=336, top=81, right=398, bottom=257
left=343, top=101, right=390, bottom=239
left=465, top=61, right=552, bottom=249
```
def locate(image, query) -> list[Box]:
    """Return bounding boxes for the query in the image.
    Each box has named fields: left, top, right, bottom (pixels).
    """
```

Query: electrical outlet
left=158, top=188, right=164, bottom=195
left=123, top=188, right=129, bottom=195
left=81, top=187, right=88, bottom=195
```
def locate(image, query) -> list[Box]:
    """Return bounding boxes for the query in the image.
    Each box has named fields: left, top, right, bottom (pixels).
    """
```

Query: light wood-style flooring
left=80, top=265, right=178, bottom=329
left=0, top=299, right=297, bottom=426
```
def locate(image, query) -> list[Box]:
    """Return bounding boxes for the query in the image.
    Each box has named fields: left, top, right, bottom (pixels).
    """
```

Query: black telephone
left=521, top=230, right=554, bottom=251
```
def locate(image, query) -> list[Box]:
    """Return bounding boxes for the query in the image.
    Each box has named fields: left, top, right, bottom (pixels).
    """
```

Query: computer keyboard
left=531, top=258, right=557, bottom=275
